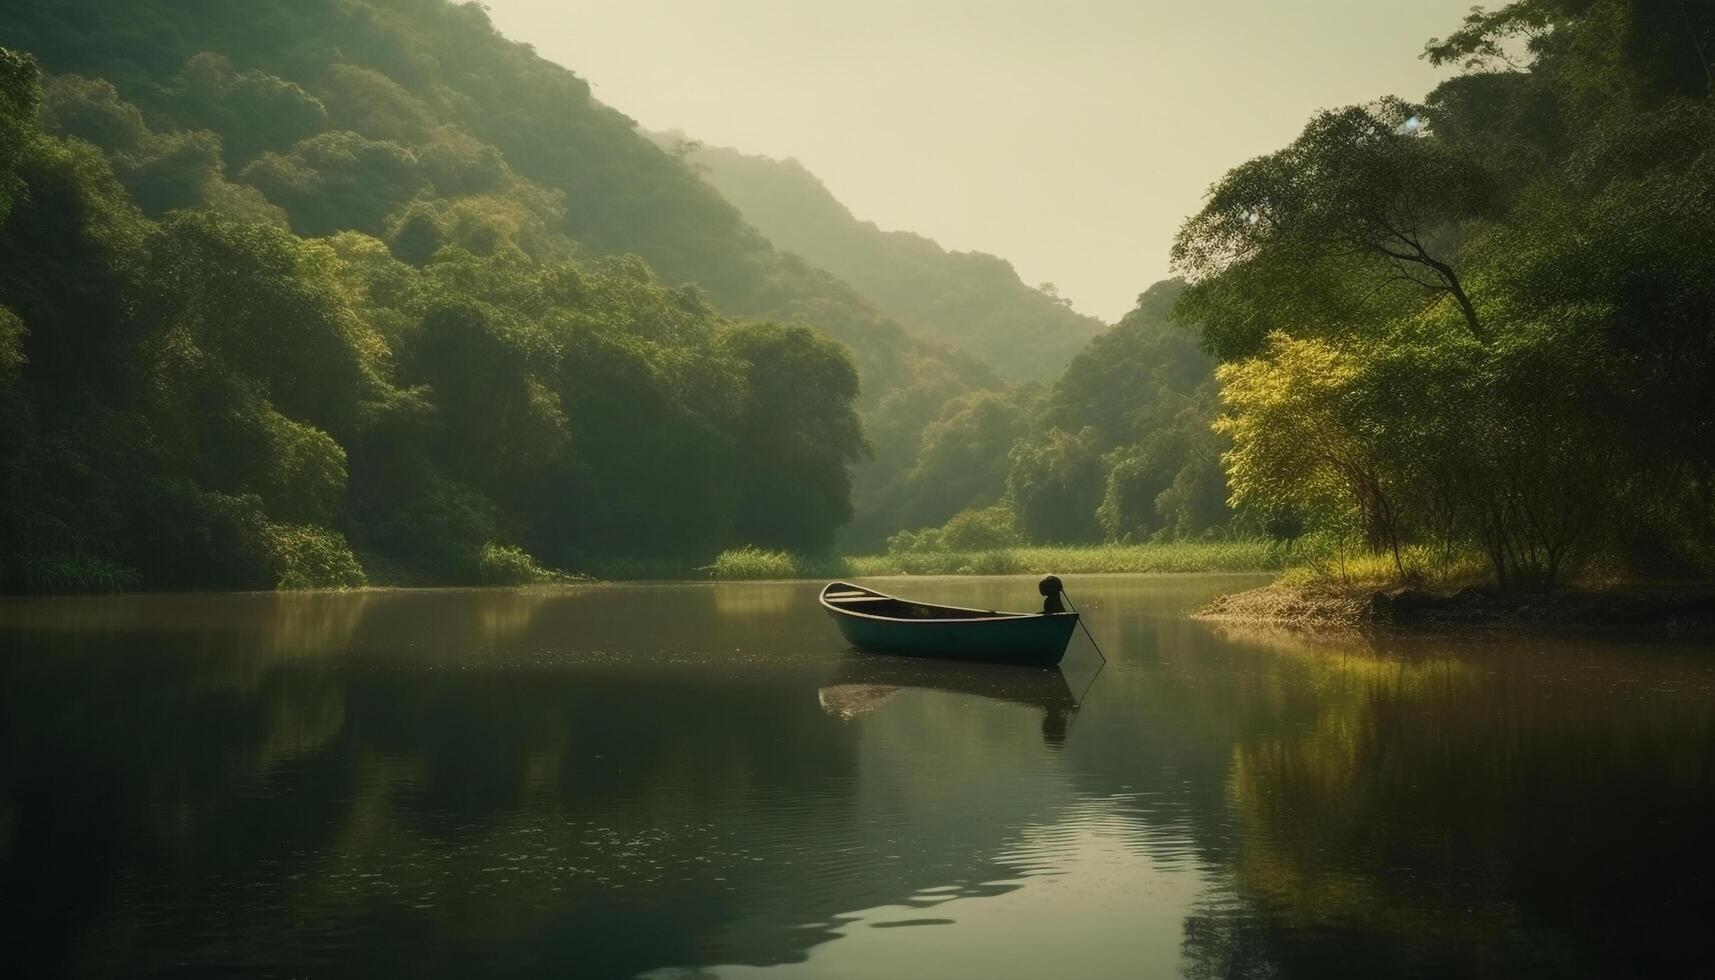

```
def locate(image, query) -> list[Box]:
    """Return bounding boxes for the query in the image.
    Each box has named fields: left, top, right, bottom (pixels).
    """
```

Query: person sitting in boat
left=1039, top=574, right=1066, bottom=615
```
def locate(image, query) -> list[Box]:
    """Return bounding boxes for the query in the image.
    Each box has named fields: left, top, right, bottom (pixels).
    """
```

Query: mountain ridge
left=655, top=131, right=1107, bottom=381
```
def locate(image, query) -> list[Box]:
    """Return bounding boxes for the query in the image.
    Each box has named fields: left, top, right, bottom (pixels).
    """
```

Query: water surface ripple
left=2, top=576, right=1712, bottom=977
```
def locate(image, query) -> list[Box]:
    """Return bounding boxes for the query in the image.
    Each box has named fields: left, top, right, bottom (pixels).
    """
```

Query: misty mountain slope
left=661, top=134, right=1107, bottom=381
left=0, top=0, right=1002, bottom=542
left=0, top=1, right=986, bottom=380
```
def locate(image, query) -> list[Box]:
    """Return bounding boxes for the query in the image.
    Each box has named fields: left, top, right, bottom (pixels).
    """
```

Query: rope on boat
left=1060, top=591, right=1107, bottom=664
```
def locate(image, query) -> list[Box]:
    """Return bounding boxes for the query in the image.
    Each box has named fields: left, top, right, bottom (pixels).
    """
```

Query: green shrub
left=940, top=504, right=1025, bottom=551
left=3, top=553, right=141, bottom=593
left=887, top=503, right=1023, bottom=556
left=267, top=523, right=367, bottom=589
left=706, top=546, right=799, bottom=580
left=475, top=541, right=568, bottom=585
left=885, top=527, right=944, bottom=555
left=955, top=550, right=1021, bottom=575
left=368, top=473, right=501, bottom=581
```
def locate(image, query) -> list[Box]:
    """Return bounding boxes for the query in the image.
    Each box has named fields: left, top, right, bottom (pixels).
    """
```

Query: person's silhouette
left=1038, top=574, right=1066, bottom=615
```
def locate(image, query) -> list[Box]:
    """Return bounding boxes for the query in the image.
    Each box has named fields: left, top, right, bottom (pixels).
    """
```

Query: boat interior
left=822, top=587, right=1010, bottom=620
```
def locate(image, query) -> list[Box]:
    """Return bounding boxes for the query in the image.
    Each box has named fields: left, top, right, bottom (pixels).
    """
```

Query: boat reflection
left=817, top=655, right=1079, bottom=745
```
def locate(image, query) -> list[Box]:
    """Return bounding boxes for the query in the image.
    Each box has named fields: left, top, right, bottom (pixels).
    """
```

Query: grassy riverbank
left=1196, top=581, right=1715, bottom=637
left=688, top=541, right=1282, bottom=581
left=221, top=541, right=1284, bottom=590
left=847, top=540, right=1278, bottom=577
left=1191, top=543, right=1715, bottom=636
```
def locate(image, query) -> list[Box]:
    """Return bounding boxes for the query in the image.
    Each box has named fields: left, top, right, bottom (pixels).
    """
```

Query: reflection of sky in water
left=678, top=796, right=1210, bottom=979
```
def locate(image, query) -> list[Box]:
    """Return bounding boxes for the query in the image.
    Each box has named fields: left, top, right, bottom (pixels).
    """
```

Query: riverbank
left=684, top=541, right=1282, bottom=581
left=348, top=541, right=1283, bottom=588
left=846, top=540, right=1278, bottom=577
left=1195, top=582, right=1715, bottom=637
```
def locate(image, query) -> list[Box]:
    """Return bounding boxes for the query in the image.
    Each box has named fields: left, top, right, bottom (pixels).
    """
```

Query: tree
left=241, top=130, right=427, bottom=237
left=41, top=74, right=286, bottom=223
left=721, top=322, right=867, bottom=552
left=0, top=46, right=37, bottom=224
left=316, top=64, right=438, bottom=145
left=1214, top=333, right=1404, bottom=567
left=167, top=53, right=329, bottom=164
left=1006, top=427, right=1105, bottom=543
left=1173, top=98, right=1496, bottom=357
left=902, top=386, right=1040, bottom=527
left=1425, top=0, right=1714, bottom=103
left=1047, top=279, right=1199, bottom=447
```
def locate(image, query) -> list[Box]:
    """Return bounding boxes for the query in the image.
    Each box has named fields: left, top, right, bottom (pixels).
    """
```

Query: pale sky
left=481, top=0, right=1472, bottom=322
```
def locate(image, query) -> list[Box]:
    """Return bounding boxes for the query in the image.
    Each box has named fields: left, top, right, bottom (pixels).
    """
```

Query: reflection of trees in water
left=711, top=583, right=799, bottom=619
left=1187, top=625, right=1715, bottom=978
left=1004, top=591, right=1715, bottom=977
left=0, top=589, right=1087, bottom=977
left=11, top=581, right=1709, bottom=977
left=1052, top=614, right=1288, bottom=871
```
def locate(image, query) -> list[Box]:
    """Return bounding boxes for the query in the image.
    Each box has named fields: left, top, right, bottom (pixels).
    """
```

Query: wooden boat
left=819, top=581, right=1078, bottom=667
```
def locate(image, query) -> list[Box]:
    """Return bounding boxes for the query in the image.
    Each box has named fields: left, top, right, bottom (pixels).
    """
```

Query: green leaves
left=0, top=46, right=39, bottom=224
left=0, top=0, right=997, bottom=571
left=1175, top=98, right=1496, bottom=353
left=1005, top=427, right=1106, bottom=544
left=0, top=39, right=875, bottom=590
left=167, top=53, right=329, bottom=164
left=1167, top=1, right=1715, bottom=586
left=242, top=130, right=428, bottom=237
left=720, top=321, right=868, bottom=552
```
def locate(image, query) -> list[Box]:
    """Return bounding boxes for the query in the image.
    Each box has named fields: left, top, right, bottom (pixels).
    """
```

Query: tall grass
left=580, top=541, right=1284, bottom=583
left=846, top=540, right=1280, bottom=577
left=476, top=542, right=583, bottom=585
left=4, top=553, right=142, bottom=593
left=704, top=547, right=852, bottom=581
left=1273, top=539, right=1490, bottom=589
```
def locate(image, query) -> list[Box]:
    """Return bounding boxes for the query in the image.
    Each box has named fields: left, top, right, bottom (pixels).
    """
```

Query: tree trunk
left=1445, top=275, right=1484, bottom=341
left=1414, top=251, right=1485, bottom=341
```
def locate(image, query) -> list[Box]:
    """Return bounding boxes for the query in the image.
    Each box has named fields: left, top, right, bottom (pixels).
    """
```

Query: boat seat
left=825, top=591, right=873, bottom=599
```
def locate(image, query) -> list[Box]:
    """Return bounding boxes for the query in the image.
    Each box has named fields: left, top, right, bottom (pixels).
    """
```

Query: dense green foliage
left=878, top=0, right=1715, bottom=581
left=878, top=278, right=1235, bottom=552
left=850, top=540, right=1275, bottom=578
left=6, top=0, right=1707, bottom=592
left=669, top=135, right=1106, bottom=381
left=1176, top=0, right=1715, bottom=589
left=1040, top=280, right=1230, bottom=543
left=0, top=38, right=874, bottom=590
left=0, top=0, right=1016, bottom=589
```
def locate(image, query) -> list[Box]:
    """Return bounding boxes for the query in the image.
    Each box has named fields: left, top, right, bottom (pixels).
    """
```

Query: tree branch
left=1371, top=219, right=1485, bottom=340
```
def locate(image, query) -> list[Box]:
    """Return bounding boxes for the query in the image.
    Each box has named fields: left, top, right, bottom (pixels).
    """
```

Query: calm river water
left=2, top=575, right=1712, bottom=978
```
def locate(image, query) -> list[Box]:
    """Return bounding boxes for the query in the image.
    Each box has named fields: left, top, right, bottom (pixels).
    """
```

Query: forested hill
left=0, top=0, right=1016, bottom=589
left=1168, top=0, right=1715, bottom=588
left=0, top=0, right=995, bottom=391
left=662, top=134, right=1107, bottom=381
left=854, top=0, right=1715, bottom=589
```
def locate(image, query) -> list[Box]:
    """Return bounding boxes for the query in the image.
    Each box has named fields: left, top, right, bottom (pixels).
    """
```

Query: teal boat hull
left=820, top=582, right=1077, bottom=668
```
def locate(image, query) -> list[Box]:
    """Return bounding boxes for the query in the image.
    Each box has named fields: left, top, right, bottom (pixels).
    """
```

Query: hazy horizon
left=482, top=0, right=1471, bottom=321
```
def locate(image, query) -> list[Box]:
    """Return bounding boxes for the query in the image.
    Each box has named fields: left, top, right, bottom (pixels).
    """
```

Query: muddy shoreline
left=1194, top=582, right=1715, bottom=639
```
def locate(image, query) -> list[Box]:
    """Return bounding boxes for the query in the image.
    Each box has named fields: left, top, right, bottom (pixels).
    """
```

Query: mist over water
left=4, top=577, right=1711, bottom=977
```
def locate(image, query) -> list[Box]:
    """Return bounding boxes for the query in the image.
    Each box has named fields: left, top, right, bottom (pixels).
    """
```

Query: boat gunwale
left=818, top=581, right=1079, bottom=626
